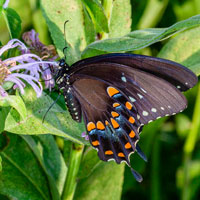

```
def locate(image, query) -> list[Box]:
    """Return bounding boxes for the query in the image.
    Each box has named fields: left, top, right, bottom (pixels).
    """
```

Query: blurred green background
left=0, top=0, right=200, bottom=200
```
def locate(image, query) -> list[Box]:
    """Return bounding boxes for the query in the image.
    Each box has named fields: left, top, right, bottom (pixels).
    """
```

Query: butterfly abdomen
left=62, top=87, right=82, bottom=122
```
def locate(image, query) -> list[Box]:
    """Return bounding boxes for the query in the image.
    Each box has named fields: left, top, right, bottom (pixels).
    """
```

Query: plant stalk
left=182, top=83, right=200, bottom=200
left=61, top=143, right=84, bottom=200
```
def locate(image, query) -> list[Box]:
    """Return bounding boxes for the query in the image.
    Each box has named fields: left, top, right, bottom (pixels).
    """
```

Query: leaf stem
left=61, top=143, right=84, bottom=200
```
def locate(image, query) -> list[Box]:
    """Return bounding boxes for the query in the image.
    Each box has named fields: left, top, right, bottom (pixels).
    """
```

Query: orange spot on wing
left=111, top=118, right=119, bottom=129
left=105, top=120, right=109, bottom=125
left=87, top=122, right=96, bottom=132
left=129, top=130, right=135, bottom=138
left=118, top=152, right=125, bottom=157
left=125, top=142, right=132, bottom=149
left=107, top=87, right=119, bottom=97
left=96, top=121, right=105, bottom=130
left=113, top=102, right=120, bottom=107
left=105, top=150, right=114, bottom=155
left=111, top=111, right=119, bottom=118
left=92, top=140, right=99, bottom=146
left=126, top=102, right=133, bottom=110
left=129, top=116, right=135, bottom=124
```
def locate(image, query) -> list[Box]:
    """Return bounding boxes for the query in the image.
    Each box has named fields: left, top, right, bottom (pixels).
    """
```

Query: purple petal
left=0, top=39, right=28, bottom=56
left=5, top=53, right=43, bottom=65
left=5, top=76, right=25, bottom=95
left=7, top=73, right=43, bottom=97
left=0, top=86, right=8, bottom=97
left=3, top=0, right=10, bottom=8
left=81, top=132, right=86, bottom=137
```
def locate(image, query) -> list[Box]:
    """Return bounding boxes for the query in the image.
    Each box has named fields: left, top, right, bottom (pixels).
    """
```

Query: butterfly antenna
left=42, top=94, right=61, bottom=123
left=63, top=20, right=69, bottom=60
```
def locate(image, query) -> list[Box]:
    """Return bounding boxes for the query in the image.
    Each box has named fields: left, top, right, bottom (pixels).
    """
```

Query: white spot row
left=137, top=93, right=143, bottom=99
left=129, top=96, right=136, bottom=102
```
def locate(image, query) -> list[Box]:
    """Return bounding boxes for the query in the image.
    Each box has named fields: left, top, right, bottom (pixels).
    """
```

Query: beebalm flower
left=22, top=30, right=58, bottom=90
left=0, top=39, right=58, bottom=97
left=3, top=0, right=10, bottom=8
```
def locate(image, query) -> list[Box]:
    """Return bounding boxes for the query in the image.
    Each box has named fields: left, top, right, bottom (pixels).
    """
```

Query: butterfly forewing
left=71, top=53, right=197, bottom=92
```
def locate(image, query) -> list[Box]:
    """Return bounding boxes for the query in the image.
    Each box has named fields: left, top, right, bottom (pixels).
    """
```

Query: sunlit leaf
left=0, top=95, right=26, bottom=120
left=82, top=15, right=200, bottom=58
left=2, top=8, right=21, bottom=38
left=159, top=26, right=200, bottom=76
left=41, top=0, right=93, bottom=65
left=4, top=87, right=87, bottom=144
left=81, top=0, right=109, bottom=33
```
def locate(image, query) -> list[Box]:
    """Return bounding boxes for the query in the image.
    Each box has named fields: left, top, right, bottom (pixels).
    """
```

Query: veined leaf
left=81, top=0, right=109, bottom=33
left=41, top=0, right=94, bottom=65
left=4, top=87, right=87, bottom=144
left=0, top=133, right=51, bottom=200
left=82, top=15, right=200, bottom=58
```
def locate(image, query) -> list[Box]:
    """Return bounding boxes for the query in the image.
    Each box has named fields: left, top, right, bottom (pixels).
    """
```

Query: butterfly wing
left=72, top=77, right=140, bottom=163
left=66, top=54, right=197, bottom=181
left=71, top=53, right=197, bottom=92
left=70, top=62, right=191, bottom=125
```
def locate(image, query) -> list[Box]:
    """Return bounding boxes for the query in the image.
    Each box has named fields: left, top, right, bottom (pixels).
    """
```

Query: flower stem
left=61, top=143, right=84, bottom=200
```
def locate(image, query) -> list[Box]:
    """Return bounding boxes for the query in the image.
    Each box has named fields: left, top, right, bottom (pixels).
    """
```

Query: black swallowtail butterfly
left=55, top=53, right=197, bottom=182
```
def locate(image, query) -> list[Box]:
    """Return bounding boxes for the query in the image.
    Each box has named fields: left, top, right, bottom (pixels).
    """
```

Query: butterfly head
left=55, top=59, right=70, bottom=85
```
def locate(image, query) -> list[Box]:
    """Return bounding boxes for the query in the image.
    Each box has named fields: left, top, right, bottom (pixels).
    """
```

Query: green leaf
left=4, top=87, right=87, bottom=144
left=82, top=6, right=96, bottom=45
left=82, top=15, right=200, bottom=58
left=0, top=133, right=51, bottom=200
left=0, top=155, right=2, bottom=172
left=2, top=8, right=21, bottom=38
left=108, top=0, right=131, bottom=38
left=74, top=161, right=124, bottom=200
left=0, top=107, right=10, bottom=133
left=77, top=147, right=101, bottom=179
left=0, top=95, right=27, bottom=120
left=41, top=0, right=92, bottom=65
left=81, top=0, right=109, bottom=33
left=159, top=26, right=200, bottom=76
left=21, top=135, right=67, bottom=200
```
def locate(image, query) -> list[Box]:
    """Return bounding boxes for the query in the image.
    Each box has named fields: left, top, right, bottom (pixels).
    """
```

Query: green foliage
left=74, top=161, right=124, bottom=200
left=81, top=0, right=109, bottom=33
left=82, top=15, right=200, bottom=58
left=2, top=8, right=21, bottom=38
left=0, top=1, right=200, bottom=200
left=4, top=87, right=87, bottom=144
left=0, top=95, right=27, bottom=120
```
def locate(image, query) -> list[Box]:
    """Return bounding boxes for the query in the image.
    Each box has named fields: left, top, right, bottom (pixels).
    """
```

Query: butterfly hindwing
left=72, top=78, right=141, bottom=164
